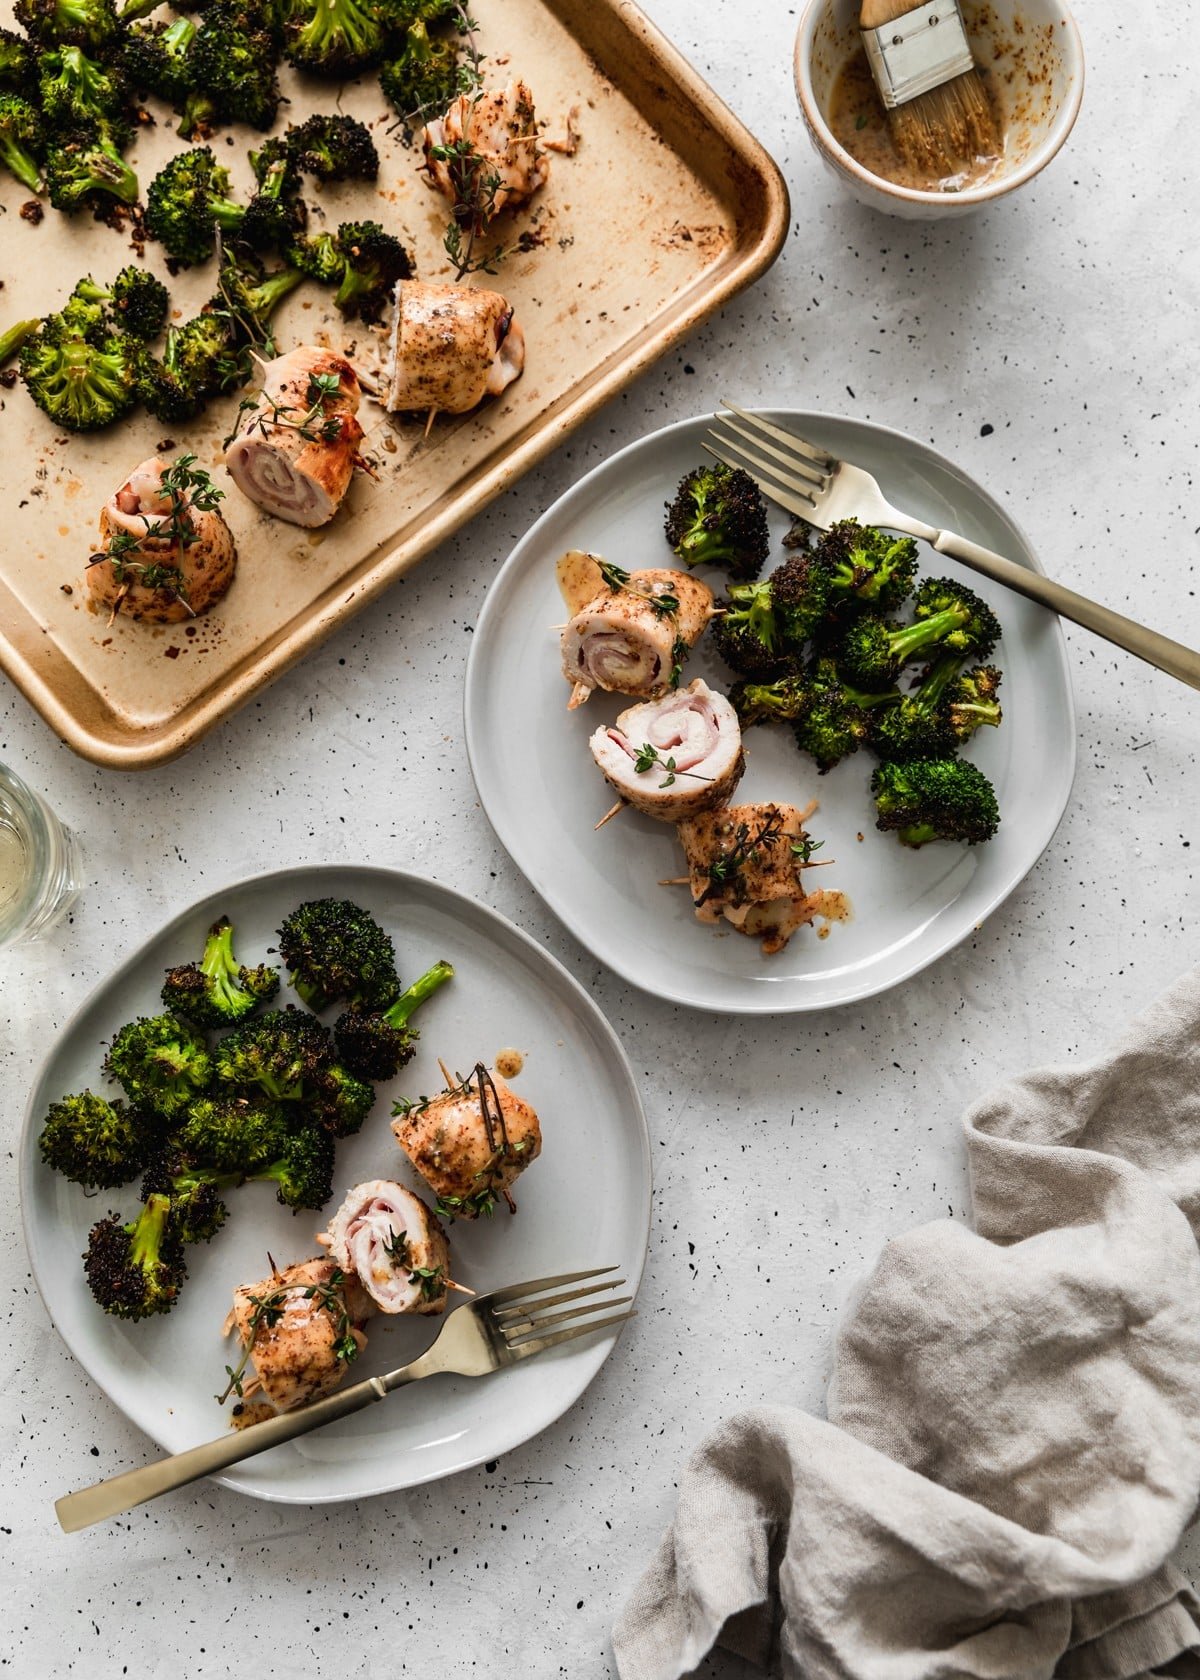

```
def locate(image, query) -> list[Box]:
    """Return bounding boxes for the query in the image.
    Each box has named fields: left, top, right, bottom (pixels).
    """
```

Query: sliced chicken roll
left=224, top=346, right=364, bottom=528
left=557, top=550, right=715, bottom=709
left=318, top=1180, right=451, bottom=1316
left=589, top=680, right=744, bottom=821
left=222, top=1257, right=374, bottom=1414
left=385, top=280, right=524, bottom=415
left=423, top=80, right=549, bottom=216
left=87, top=455, right=236, bottom=623
left=676, top=802, right=845, bottom=956
left=392, top=1063, right=541, bottom=1219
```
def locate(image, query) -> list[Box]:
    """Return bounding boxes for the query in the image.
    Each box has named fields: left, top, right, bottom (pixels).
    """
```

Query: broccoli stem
left=0, top=318, right=38, bottom=366
left=130, top=1191, right=171, bottom=1267
left=118, top=0, right=164, bottom=18
left=250, top=265, right=304, bottom=316
left=199, top=920, right=244, bottom=1011
left=898, top=822, right=939, bottom=848
left=0, top=131, right=41, bottom=192
left=382, top=959, right=455, bottom=1029
left=905, top=653, right=961, bottom=717
left=886, top=607, right=967, bottom=664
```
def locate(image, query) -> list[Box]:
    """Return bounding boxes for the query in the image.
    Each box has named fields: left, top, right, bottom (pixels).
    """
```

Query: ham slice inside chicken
left=318, top=1180, right=450, bottom=1316
left=589, top=680, right=745, bottom=821
left=224, top=347, right=363, bottom=529
left=559, top=566, right=715, bottom=709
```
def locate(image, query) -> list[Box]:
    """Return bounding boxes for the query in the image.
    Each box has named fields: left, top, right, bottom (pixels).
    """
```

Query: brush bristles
left=888, top=67, right=998, bottom=179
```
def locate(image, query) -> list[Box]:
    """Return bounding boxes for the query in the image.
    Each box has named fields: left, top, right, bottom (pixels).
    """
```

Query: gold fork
left=706, top=401, right=1200, bottom=692
left=56, top=1266, right=632, bottom=1533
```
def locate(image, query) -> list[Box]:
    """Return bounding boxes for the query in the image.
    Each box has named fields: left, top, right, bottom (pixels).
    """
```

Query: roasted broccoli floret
left=238, top=145, right=305, bottom=251
left=871, top=655, right=1003, bottom=762
left=288, top=220, right=412, bottom=322
left=145, top=145, right=245, bottom=265
left=161, top=915, right=280, bottom=1028
left=251, top=1124, right=336, bottom=1209
left=277, top=898, right=399, bottom=1013
left=104, top=1013, right=212, bottom=1119
left=0, top=93, right=44, bottom=193
left=36, top=44, right=130, bottom=134
left=14, top=0, right=118, bottom=53
left=727, top=671, right=808, bottom=727
left=0, top=28, right=36, bottom=97
left=83, top=1192, right=186, bottom=1319
left=313, top=1061, right=374, bottom=1137
left=286, top=112, right=378, bottom=181
left=174, top=1093, right=288, bottom=1172
left=213, top=1006, right=332, bottom=1102
left=816, top=520, right=920, bottom=614
left=19, top=310, right=139, bottom=430
left=282, top=0, right=388, bottom=76
left=44, top=130, right=139, bottom=211
left=139, top=1156, right=234, bottom=1242
left=835, top=578, right=1002, bottom=689
left=334, top=958, right=454, bottom=1080
left=206, top=250, right=303, bottom=353
left=38, top=1090, right=159, bottom=1188
left=120, top=15, right=196, bottom=105
left=663, top=463, right=770, bottom=581
left=711, top=548, right=833, bottom=678
left=72, top=267, right=169, bottom=340
left=793, top=656, right=899, bottom=773
left=180, top=0, right=280, bottom=136
left=871, top=757, right=1001, bottom=848
left=379, top=18, right=462, bottom=124
left=136, top=313, right=238, bottom=422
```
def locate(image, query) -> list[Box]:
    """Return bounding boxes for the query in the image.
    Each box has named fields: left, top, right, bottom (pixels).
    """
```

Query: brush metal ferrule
left=862, top=0, right=975, bottom=110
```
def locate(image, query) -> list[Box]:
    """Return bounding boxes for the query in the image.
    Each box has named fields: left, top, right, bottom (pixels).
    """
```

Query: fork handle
left=911, top=525, right=1200, bottom=692
left=55, top=1365, right=420, bottom=1533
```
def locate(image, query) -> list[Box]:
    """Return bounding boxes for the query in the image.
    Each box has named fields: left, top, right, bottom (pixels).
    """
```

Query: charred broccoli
left=816, top=520, right=920, bottom=614
left=379, top=18, right=462, bottom=123
left=871, top=757, right=1001, bottom=848
left=871, top=656, right=1002, bottom=762
left=835, top=578, right=1001, bottom=688
left=277, top=898, right=399, bottom=1013
left=180, top=0, right=280, bottom=136
left=161, top=915, right=280, bottom=1028
left=120, top=15, right=197, bottom=105
left=288, top=220, right=412, bottom=322
left=36, top=44, right=130, bottom=135
left=14, top=0, right=118, bottom=53
left=72, top=267, right=169, bottom=340
left=213, top=1006, right=332, bottom=1102
left=84, top=1192, right=186, bottom=1319
left=239, top=142, right=306, bottom=252
left=664, top=463, right=770, bottom=581
left=711, top=548, right=834, bottom=677
left=0, top=29, right=36, bottom=97
left=136, top=313, right=238, bottom=422
left=730, top=655, right=899, bottom=772
left=19, top=308, right=139, bottom=430
left=252, top=1124, right=336, bottom=1209
left=145, top=146, right=246, bottom=265
left=104, top=1013, right=212, bottom=1119
left=0, top=93, right=44, bottom=193
left=282, top=0, right=388, bottom=76
left=286, top=112, right=378, bottom=180
left=44, top=130, right=139, bottom=212
left=334, top=957, right=455, bottom=1079
left=38, top=1090, right=159, bottom=1188
left=206, top=250, right=304, bottom=353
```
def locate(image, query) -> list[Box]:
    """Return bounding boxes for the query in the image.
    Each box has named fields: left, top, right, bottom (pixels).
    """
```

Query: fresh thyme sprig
left=596, top=560, right=680, bottom=620
left=791, top=836, right=824, bottom=864
left=87, top=455, right=223, bottom=615
left=223, top=373, right=346, bottom=451
left=696, top=811, right=788, bottom=908
left=218, top=1267, right=357, bottom=1405
left=381, top=1227, right=446, bottom=1300
left=631, top=742, right=713, bottom=789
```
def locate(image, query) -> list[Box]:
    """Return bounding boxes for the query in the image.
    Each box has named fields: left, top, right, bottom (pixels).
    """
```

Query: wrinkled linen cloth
left=615, top=969, right=1200, bottom=1680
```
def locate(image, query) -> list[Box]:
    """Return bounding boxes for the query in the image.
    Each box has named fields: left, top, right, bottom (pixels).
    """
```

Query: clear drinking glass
left=0, top=764, right=83, bottom=947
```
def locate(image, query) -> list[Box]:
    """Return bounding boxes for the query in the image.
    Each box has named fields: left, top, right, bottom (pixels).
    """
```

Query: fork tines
left=490, top=1268, right=633, bottom=1361
left=705, top=400, right=835, bottom=519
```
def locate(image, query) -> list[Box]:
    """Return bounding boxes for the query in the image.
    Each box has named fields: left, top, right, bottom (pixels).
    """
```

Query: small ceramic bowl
left=794, top=0, right=1084, bottom=218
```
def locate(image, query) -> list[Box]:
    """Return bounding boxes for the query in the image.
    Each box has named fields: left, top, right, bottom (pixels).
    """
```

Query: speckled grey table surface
left=2, top=1, right=1197, bottom=1674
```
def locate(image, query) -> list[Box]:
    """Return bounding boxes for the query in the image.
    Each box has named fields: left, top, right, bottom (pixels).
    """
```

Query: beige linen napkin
left=614, top=969, right=1200, bottom=1680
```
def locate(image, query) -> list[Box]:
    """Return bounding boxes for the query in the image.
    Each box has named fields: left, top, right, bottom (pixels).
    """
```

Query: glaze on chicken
left=392, top=1064, right=541, bottom=1220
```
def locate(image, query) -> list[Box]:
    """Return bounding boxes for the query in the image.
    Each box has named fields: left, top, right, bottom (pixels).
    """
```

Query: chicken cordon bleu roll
left=87, top=455, right=236, bottom=623
left=589, top=680, right=744, bottom=822
left=385, top=279, right=524, bottom=415
left=423, top=80, right=549, bottom=216
left=392, top=1064, right=541, bottom=1219
left=676, top=802, right=845, bottom=956
left=557, top=549, right=715, bottom=710
left=318, top=1180, right=451, bottom=1316
left=224, top=346, right=363, bottom=528
left=222, top=1257, right=374, bottom=1413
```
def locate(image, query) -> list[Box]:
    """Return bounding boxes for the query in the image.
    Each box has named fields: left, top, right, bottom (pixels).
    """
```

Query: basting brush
left=859, top=0, right=998, bottom=182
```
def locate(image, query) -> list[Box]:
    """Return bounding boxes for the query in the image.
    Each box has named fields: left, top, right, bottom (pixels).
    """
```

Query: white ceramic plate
left=20, top=867, right=650, bottom=1505
left=464, top=411, right=1076, bottom=1013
